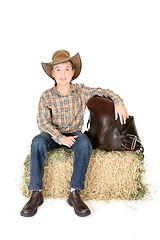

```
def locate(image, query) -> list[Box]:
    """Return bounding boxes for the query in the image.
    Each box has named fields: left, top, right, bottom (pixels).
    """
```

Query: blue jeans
left=28, top=131, right=93, bottom=191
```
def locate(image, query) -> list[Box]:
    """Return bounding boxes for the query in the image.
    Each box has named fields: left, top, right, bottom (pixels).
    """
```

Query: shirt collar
left=53, top=83, right=75, bottom=96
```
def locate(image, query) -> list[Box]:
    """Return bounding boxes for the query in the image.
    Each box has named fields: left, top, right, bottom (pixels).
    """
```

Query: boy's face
left=51, top=61, right=75, bottom=87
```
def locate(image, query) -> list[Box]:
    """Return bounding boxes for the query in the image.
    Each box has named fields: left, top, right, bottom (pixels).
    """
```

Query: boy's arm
left=37, top=95, right=64, bottom=144
left=102, top=88, right=129, bottom=124
left=81, top=85, right=123, bottom=104
left=37, top=93, right=79, bottom=148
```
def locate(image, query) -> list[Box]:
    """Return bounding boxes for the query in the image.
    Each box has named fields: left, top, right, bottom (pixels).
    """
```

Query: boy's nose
left=61, top=70, right=65, bottom=77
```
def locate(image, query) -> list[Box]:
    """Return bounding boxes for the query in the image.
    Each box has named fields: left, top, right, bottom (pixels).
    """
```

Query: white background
left=0, top=0, right=160, bottom=239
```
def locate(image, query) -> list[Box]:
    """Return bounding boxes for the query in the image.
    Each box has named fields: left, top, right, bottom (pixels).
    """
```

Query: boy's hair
left=69, top=60, right=74, bottom=69
left=52, top=60, right=74, bottom=71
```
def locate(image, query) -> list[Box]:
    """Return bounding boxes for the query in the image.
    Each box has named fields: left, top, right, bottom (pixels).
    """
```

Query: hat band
left=51, top=57, right=71, bottom=65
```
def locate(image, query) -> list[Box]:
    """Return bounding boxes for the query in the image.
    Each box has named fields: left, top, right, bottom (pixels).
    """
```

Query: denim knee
left=75, top=132, right=93, bottom=151
left=31, top=132, right=52, bottom=149
left=31, top=134, right=46, bottom=148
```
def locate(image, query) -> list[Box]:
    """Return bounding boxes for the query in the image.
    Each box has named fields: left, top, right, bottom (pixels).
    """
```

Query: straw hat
left=41, top=50, right=82, bottom=80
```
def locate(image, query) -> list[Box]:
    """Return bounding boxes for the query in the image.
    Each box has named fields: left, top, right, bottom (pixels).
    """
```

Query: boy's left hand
left=115, top=102, right=129, bottom=125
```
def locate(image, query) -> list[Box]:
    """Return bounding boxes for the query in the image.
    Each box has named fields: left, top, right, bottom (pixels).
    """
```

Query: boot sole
left=68, top=199, right=91, bottom=217
left=20, top=198, right=44, bottom=217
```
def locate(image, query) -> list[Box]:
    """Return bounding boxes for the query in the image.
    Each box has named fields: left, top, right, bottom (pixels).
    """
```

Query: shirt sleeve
left=80, top=84, right=123, bottom=104
left=37, top=93, right=64, bottom=144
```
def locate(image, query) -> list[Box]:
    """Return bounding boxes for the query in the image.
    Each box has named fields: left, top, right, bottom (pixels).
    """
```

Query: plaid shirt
left=37, top=83, right=123, bottom=144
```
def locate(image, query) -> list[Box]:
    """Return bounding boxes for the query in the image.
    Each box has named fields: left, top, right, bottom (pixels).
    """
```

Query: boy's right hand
left=60, top=135, right=78, bottom=148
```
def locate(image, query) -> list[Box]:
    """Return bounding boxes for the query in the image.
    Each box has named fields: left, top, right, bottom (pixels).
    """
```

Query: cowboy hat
left=41, top=50, right=82, bottom=80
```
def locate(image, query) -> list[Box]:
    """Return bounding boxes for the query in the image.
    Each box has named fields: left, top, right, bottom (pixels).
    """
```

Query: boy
left=20, top=50, right=129, bottom=217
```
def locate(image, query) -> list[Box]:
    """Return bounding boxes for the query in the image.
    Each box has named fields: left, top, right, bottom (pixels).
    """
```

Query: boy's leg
left=70, top=131, right=93, bottom=190
left=21, top=132, right=60, bottom=217
left=29, top=132, right=61, bottom=190
left=68, top=131, right=93, bottom=217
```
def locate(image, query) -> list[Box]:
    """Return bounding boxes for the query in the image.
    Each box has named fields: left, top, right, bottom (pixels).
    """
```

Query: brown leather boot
left=20, top=191, right=44, bottom=217
left=68, top=190, right=91, bottom=217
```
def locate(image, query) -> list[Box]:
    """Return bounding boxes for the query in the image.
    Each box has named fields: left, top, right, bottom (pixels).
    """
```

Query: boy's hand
left=60, top=135, right=78, bottom=148
left=115, top=102, right=129, bottom=125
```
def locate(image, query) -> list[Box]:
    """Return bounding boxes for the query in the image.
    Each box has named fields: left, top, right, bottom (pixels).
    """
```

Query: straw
left=21, top=148, right=146, bottom=202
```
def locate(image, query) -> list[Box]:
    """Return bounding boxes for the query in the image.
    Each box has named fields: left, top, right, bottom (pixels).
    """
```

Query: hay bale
left=21, top=148, right=146, bottom=202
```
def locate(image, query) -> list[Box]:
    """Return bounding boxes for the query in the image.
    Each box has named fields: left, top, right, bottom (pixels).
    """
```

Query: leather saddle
left=84, top=96, right=144, bottom=152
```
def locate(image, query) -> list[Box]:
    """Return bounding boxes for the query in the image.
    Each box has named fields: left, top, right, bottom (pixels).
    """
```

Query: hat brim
left=41, top=52, right=82, bottom=80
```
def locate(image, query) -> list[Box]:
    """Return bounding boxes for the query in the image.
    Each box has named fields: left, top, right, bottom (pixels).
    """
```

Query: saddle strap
left=121, top=134, right=144, bottom=152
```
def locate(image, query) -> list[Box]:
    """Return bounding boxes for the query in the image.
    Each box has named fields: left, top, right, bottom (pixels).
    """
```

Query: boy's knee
left=77, top=133, right=93, bottom=149
left=31, top=133, right=47, bottom=148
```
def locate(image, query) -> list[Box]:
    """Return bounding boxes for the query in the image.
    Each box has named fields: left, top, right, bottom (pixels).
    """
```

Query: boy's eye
left=66, top=67, right=72, bottom=71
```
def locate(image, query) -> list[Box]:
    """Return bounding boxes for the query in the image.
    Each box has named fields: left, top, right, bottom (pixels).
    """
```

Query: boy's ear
left=72, top=68, right=75, bottom=77
left=51, top=69, right=54, bottom=78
